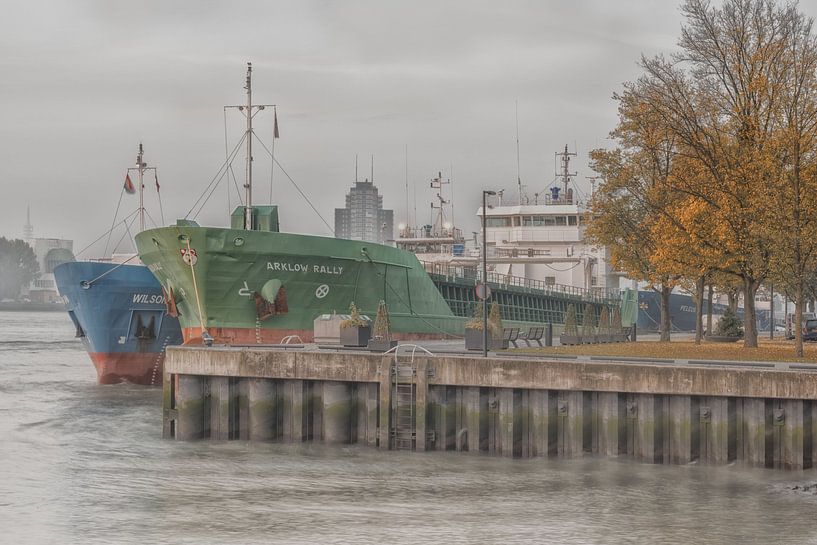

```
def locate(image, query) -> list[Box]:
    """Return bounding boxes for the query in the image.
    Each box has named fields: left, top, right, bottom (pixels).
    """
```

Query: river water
left=1, top=311, right=816, bottom=544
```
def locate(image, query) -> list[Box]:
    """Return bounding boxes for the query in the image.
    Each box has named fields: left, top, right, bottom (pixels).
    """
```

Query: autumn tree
left=763, top=9, right=817, bottom=357
left=628, top=0, right=808, bottom=348
left=587, top=80, right=685, bottom=342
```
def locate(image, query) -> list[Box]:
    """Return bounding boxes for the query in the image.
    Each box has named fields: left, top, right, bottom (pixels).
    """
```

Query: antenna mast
left=555, top=144, right=577, bottom=197
left=516, top=100, right=522, bottom=205
left=430, top=171, right=450, bottom=235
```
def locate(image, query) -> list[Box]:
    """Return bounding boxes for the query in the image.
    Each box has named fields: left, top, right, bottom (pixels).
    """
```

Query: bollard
left=545, top=323, right=553, bottom=346
left=631, top=324, right=637, bottom=342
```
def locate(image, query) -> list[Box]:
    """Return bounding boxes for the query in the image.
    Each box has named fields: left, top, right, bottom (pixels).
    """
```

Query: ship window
left=532, top=216, right=544, bottom=226
left=513, top=216, right=521, bottom=226
left=522, top=216, right=533, bottom=226
left=486, top=217, right=510, bottom=227
left=543, top=216, right=556, bottom=226
left=555, top=216, right=567, bottom=226
left=545, top=276, right=556, bottom=286
left=568, top=216, right=578, bottom=226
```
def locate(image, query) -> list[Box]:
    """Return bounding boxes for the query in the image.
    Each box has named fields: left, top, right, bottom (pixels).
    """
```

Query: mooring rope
left=82, top=253, right=139, bottom=287
left=185, top=238, right=208, bottom=338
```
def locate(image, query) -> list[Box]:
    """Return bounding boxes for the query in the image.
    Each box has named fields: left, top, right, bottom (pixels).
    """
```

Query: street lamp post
left=482, top=190, right=496, bottom=357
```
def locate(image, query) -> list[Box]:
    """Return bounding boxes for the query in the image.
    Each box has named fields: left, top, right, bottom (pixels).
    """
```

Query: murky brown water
left=1, top=311, right=816, bottom=544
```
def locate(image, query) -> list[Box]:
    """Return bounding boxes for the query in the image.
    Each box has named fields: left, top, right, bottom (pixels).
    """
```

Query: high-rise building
left=335, top=178, right=393, bottom=244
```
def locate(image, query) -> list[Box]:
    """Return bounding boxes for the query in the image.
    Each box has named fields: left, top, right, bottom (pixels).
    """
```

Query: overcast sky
left=0, top=0, right=765, bottom=254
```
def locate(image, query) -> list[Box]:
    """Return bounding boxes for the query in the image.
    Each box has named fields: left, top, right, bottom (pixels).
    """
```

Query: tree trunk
left=660, top=285, right=671, bottom=342
left=694, top=276, right=705, bottom=344
left=706, top=284, right=714, bottom=335
left=795, top=283, right=804, bottom=358
left=743, top=277, right=759, bottom=348
left=728, top=291, right=738, bottom=313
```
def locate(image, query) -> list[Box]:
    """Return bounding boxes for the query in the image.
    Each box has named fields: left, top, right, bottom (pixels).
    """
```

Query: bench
left=522, top=326, right=545, bottom=347
left=502, top=327, right=521, bottom=348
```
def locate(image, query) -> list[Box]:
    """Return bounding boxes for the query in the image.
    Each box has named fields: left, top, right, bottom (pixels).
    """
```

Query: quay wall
left=163, top=347, right=817, bottom=470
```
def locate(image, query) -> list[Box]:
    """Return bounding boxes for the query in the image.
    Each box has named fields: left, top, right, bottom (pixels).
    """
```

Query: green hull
left=135, top=223, right=465, bottom=342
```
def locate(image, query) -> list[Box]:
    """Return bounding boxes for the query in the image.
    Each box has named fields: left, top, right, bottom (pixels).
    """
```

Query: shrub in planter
left=464, top=300, right=506, bottom=350
left=581, top=303, right=597, bottom=344
left=489, top=300, right=508, bottom=349
left=611, top=306, right=627, bottom=342
left=368, top=300, right=397, bottom=351
left=559, top=303, right=581, bottom=345
left=465, top=301, right=485, bottom=350
left=597, top=307, right=612, bottom=343
left=340, top=302, right=371, bottom=347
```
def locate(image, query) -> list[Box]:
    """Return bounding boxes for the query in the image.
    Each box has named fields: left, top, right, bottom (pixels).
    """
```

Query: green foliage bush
left=340, top=302, right=368, bottom=329
left=714, top=307, right=743, bottom=337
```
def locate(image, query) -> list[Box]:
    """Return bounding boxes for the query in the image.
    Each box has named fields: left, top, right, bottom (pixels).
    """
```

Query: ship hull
left=136, top=225, right=469, bottom=344
left=89, top=351, right=165, bottom=385
left=54, top=261, right=184, bottom=385
left=637, top=290, right=772, bottom=332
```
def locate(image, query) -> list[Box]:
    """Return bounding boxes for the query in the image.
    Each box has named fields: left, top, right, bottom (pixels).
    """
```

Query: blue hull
left=637, top=290, right=771, bottom=332
left=54, top=261, right=183, bottom=384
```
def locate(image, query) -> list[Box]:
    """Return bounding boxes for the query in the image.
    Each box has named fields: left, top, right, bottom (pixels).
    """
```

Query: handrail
left=421, top=260, right=621, bottom=303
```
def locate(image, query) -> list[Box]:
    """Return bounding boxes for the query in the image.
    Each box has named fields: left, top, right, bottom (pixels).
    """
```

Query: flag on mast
left=273, top=107, right=280, bottom=139
left=124, top=173, right=135, bottom=194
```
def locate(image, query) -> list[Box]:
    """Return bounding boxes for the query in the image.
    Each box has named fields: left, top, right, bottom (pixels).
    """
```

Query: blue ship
left=637, top=290, right=772, bottom=333
left=54, top=260, right=183, bottom=385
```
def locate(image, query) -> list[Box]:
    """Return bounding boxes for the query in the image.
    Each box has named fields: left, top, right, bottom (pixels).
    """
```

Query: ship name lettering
left=133, top=293, right=165, bottom=305
left=313, top=265, right=343, bottom=275
left=266, top=262, right=342, bottom=275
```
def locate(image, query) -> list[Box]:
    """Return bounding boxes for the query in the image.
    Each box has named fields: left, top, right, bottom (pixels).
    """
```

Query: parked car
left=803, top=319, right=817, bottom=342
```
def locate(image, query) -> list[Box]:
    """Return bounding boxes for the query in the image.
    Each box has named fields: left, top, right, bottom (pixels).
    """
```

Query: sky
left=0, top=0, right=744, bottom=255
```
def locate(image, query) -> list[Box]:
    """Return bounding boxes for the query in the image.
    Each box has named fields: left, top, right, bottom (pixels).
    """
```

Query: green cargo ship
left=134, top=63, right=622, bottom=345
left=136, top=206, right=621, bottom=344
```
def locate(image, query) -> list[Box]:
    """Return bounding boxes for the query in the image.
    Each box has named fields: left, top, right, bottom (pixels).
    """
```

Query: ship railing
left=491, top=247, right=553, bottom=258
left=397, top=226, right=464, bottom=240
left=421, top=260, right=621, bottom=303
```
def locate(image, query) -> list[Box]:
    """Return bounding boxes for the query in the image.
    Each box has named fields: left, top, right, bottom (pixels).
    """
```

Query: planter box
left=559, top=334, right=582, bottom=346
left=465, top=328, right=484, bottom=350
left=612, top=333, right=629, bottom=343
left=597, top=334, right=613, bottom=344
left=493, top=339, right=509, bottom=350
left=705, top=335, right=741, bottom=343
left=465, top=329, right=506, bottom=350
left=340, top=325, right=371, bottom=347
left=367, top=338, right=398, bottom=352
left=582, top=335, right=598, bottom=344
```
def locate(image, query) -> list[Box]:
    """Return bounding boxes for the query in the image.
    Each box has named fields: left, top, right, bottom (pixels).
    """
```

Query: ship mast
left=245, top=65, right=253, bottom=229
left=126, top=143, right=155, bottom=232
left=225, top=63, right=275, bottom=230
left=555, top=144, right=577, bottom=200
left=137, top=143, right=146, bottom=231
